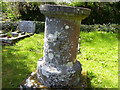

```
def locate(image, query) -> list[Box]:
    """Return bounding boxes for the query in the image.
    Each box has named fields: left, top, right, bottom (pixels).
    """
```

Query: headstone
left=37, top=5, right=91, bottom=88
left=19, top=21, right=35, bottom=33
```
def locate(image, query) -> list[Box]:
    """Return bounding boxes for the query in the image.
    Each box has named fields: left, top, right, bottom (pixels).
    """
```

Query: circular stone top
left=40, top=4, right=91, bottom=19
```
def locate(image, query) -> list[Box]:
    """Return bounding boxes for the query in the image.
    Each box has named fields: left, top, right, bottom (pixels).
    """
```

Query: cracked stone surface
left=37, top=4, right=91, bottom=88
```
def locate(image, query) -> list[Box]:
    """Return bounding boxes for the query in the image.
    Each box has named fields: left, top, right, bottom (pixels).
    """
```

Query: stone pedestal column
left=37, top=4, right=91, bottom=88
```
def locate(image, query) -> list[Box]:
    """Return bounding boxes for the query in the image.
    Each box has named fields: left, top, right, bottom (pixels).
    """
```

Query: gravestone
left=19, top=21, right=35, bottom=33
left=0, top=21, right=35, bottom=45
left=37, top=5, right=91, bottom=88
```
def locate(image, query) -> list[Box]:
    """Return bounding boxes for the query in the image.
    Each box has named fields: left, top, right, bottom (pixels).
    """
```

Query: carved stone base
left=20, top=69, right=88, bottom=89
left=37, top=58, right=82, bottom=88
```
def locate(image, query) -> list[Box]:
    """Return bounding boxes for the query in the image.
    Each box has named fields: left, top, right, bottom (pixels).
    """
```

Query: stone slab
left=0, top=33, right=33, bottom=45
left=19, top=21, right=35, bottom=33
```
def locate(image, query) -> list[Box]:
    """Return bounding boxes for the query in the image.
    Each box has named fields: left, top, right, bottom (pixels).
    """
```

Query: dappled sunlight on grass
left=2, top=33, right=44, bottom=88
left=77, top=31, right=118, bottom=88
left=2, top=31, right=118, bottom=88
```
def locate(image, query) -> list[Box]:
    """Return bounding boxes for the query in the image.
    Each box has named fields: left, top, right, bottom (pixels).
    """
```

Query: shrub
left=35, top=21, right=45, bottom=33
left=2, top=21, right=18, bottom=33
left=69, top=2, right=120, bottom=24
left=80, top=24, right=119, bottom=33
left=1, top=21, right=119, bottom=33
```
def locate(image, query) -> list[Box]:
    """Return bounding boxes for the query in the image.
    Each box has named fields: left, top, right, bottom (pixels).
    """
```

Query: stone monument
left=37, top=4, right=91, bottom=88
left=0, top=21, right=35, bottom=45
left=19, top=21, right=35, bottom=33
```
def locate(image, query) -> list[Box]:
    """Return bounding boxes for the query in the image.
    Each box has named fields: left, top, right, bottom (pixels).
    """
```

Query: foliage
left=2, top=1, right=120, bottom=24
left=2, top=21, right=119, bottom=33
left=6, top=32, right=12, bottom=38
left=1, top=2, right=20, bottom=21
left=17, top=2, right=44, bottom=21
left=80, top=24, right=120, bottom=33
left=69, top=2, right=120, bottom=24
left=2, top=31, right=118, bottom=88
left=1, top=2, right=56, bottom=21
left=2, top=21, right=18, bottom=33
left=17, top=2, right=57, bottom=21
left=35, top=21, right=45, bottom=33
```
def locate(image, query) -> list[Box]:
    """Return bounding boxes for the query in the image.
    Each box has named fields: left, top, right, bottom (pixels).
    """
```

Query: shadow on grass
left=2, top=46, right=93, bottom=88
left=80, top=31, right=118, bottom=88
left=77, top=70, right=92, bottom=88
left=2, top=46, right=32, bottom=88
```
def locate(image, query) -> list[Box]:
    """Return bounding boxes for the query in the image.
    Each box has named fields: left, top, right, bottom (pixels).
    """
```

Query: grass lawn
left=2, top=31, right=118, bottom=88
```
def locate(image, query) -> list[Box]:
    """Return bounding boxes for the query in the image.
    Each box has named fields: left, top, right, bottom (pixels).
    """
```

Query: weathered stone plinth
left=37, top=5, right=91, bottom=88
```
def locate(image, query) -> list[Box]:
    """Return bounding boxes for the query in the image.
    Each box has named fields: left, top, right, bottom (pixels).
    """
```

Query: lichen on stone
left=48, top=53, right=54, bottom=60
left=50, top=19, right=52, bottom=21
left=66, top=62, right=73, bottom=67
left=65, top=25, right=69, bottom=29
left=56, top=54, right=60, bottom=58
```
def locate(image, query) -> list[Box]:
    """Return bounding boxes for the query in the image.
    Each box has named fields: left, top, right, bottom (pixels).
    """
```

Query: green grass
left=2, top=33, right=44, bottom=88
left=78, top=31, right=118, bottom=88
left=2, top=31, right=118, bottom=88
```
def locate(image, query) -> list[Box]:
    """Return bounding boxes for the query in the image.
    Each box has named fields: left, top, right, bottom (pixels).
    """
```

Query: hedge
left=80, top=24, right=119, bottom=33
left=1, top=21, right=119, bottom=34
left=1, top=21, right=45, bottom=33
